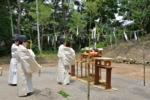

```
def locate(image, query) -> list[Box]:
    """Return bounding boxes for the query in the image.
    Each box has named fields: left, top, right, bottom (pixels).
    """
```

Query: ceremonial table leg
left=81, top=63, right=83, bottom=77
left=94, top=65, right=99, bottom=85
left=76, top=62, right=78, bottom=78
left=71, top=65, right=75, bottom=76
left=105, top=68, right=112, bottom=89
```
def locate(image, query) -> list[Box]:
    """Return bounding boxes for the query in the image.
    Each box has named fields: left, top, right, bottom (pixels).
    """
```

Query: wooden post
left=0, top=67, right=3, bottom=76
left=94, top=59, right=101, bottom=85
left=105, top=68, right=112, bottom=89
left=71, top=65, right=75, bottom=76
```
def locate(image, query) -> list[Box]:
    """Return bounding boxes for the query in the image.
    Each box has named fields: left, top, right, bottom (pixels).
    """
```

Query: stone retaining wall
left=113, top=56, right=149, bottom=65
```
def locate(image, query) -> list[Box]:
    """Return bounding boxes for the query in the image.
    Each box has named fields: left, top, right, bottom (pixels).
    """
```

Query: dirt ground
left=1, top=53, right=150, bottom=100
left=1, top=53, right=150, bottom=81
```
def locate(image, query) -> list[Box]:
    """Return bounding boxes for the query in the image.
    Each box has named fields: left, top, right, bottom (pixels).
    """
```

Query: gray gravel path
left=0, top=67, right=150, bottom=100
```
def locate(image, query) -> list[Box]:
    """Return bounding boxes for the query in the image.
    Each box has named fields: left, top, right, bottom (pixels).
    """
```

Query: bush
left=0, top=47, right=7, bottom=57
left=96, top=42, right=107, bottom=48
left=42, top=50, right=56, bottom=56
left=32, top=44, right=40, bottom=54
left=80, top=48, right=85, bottom=53
left=27, top=44, right=40, bottom=54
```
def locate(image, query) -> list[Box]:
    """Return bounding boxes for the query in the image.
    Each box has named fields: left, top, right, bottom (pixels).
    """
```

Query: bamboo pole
left=87, top=14, right=92, bottom=100
left=29, top=40, right=33, bottom=77
left=142, top=41, right=145, bottom=86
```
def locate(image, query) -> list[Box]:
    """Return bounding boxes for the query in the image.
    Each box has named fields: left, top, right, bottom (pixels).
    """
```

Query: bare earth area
left=1, top=50, right=150, bottom=81
left=0, top=51, right=150, bottom=100
left=1, top=53, right=150, bottom=81
left=1, top=63, right=150, bottom=100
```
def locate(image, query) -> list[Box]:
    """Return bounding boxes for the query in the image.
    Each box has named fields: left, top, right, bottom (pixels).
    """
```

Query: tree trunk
left=17, top=0, right=21, bottom=34
left=142, top=40, right=146, bottom=86
left=7, top=0, right=14, bottom=36
left=41, top=26, right=44, bottom=52
left=62, top=0, right=65, bottom=19
left=54, top=26, right=56, bottom=50
left=36, top=0, right=41, bottom=53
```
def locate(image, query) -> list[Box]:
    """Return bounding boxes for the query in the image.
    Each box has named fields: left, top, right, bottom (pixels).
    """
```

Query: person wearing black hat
left=16, top=35, right=42, bottom=96
left=8, top=34, right=19, bottom=85
left=57, top=37, right=75, bottom=85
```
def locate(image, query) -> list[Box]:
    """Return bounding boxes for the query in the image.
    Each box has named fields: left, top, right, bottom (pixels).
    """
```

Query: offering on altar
left=98, top=48, right=103, bottom=51
left=90, top=50, right=97, bottom=56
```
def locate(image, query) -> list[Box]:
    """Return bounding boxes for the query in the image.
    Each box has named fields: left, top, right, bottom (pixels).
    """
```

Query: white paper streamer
left=113, top=27, right=116, bottom=38
left=76, top=26, right=79, bottom=36
left=51, top=36, right=54, bottom=45
left=55, top=33, right=58, bottom=41
left=91, top=31, right=94, bottom=39
left=94, top=42, right=96, bottom=49
left=93, top=27, right=96, bottom=39
left=47, top=36, right=50, bottom=43
left=97, top=33, right=100, bottom=41
left=90, top=47, right=93, bottom=50
left=91, top=27, right=96, bottom=39
left=70, top=34, right=73, bottom=40
left=134, top=31, right=137, bottom=40
left=110, top=35, right=112, bottom=43
left=124, top=31, right=128, bottom=41
left=63, top=33, right=65, bottom=38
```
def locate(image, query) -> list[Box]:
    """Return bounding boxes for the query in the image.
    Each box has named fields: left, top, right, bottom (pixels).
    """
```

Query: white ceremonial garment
left=17, top=45, right=42, bottom=96
left=63, top=47, right=75, bottom=66
left=57, top=45, right=75, bottom=85
left=8, top=44, right=18, bottom=84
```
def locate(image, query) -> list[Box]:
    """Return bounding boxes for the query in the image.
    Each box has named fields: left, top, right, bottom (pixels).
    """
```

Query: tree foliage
left=0, top=0, right=150, bottom=56
left=119, top=0, right=150, bottom=31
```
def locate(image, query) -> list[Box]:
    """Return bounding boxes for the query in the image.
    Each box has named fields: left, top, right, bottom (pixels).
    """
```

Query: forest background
left=0, top=0, right=150, bottom=57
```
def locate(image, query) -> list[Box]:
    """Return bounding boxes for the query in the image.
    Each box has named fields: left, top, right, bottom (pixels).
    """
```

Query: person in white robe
left=8, top=34, right=19, bottom=85
left=64, top=41, right=75, bottom=73
left=57, top=38, right=75, bottom=85
left=17, top=35, right=42, bottom=96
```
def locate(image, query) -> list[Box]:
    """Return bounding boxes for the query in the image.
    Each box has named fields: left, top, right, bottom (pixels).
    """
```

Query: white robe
left=8, top=44, right=18, bottom=84
left=57, top=45, right=75, bottom=85
left=63, top=48, right=75, bottom=66
left=17, top=45, right=42, bottom=96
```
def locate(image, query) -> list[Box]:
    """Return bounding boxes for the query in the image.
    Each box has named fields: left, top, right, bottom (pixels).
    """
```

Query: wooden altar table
left=94, top=57, right=113, bottom=89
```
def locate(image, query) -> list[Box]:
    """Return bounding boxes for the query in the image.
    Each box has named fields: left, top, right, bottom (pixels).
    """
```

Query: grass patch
left=58, top=90, right=70, bottom=98
left=36, top=50, right=57, bottom=57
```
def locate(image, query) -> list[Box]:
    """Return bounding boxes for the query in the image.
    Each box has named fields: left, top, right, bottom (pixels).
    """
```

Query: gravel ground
left=0, top=66, right=150, bottom=100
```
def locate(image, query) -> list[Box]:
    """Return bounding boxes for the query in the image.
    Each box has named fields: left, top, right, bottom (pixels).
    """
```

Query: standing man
left=8, top=34, right=19, bottom=85
left=57, top=37, right=75, bottom=85
left=65, top=40, right=76, bottom=75
left=17, top=35, right=42, bottom=96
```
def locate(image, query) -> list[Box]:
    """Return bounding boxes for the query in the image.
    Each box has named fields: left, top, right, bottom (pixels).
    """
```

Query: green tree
left=29, top=0, right=53, bottom=52
left=67, top=10, right=87, bottom=36
left=17, top=0, right=21, bottom=34
left=82, top=0, right=103, bottom=100
left=0, top=0, right=13, bottom=56
left=119, top=0, right=150, bottom=86
left=119, top=0, right=150, bottom=32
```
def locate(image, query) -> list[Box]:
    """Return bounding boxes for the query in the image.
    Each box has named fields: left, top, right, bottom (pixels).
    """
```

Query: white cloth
left=124, top=31, right=128, bottom=41
left=93, top=27, right=96, bottom=39
left=113, top=27, right=116, bottom=38
left=76, top=26, right=79, bottom=36
left=28, top=49, right=35, bottom=58
left=134, top=31, right=137, bottom=40
left=17, top=45, right=42, bottom=96
left=63, top=48, right=75, bottom=66
left=8, top=44, right=18, bottom=84
left=57, top=45, right=75, bottom=85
